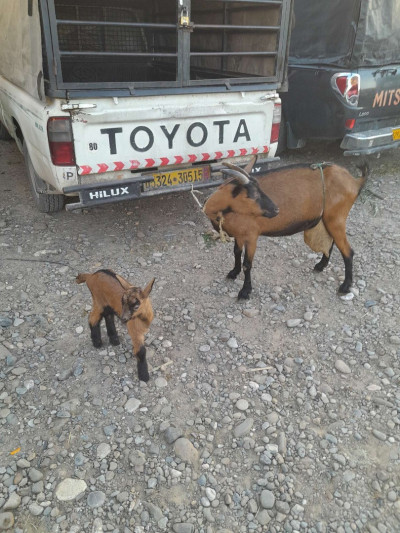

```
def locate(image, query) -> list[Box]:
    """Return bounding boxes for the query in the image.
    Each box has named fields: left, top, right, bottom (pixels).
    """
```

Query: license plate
left=142, top=166, right=211, bottom=192
left=393, top=128, right=400, bottom=141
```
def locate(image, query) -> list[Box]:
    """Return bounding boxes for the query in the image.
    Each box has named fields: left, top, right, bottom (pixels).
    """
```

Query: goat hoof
left=238, top=289, right=251, bottom=300
left=138, top=370, right=150, bottom=382
left=338, top=282, right=351, bottom=294
left=227, top=270, right=239, bottom=280
left=314, top=263, right=324, bottom=272
left=92, top=340, right=103, bottom=348
left=109, top=336, right=120, bottom=346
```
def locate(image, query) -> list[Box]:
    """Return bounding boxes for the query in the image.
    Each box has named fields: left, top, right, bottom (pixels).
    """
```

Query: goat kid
left=76, top=269, right=155, bottom=382
left=203, top=158, right=368, bottom=299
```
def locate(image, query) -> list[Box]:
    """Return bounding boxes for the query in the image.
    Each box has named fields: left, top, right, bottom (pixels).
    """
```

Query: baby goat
left=76, top=269, right=155, bottom=382
left=203, top=158, right=368, bottom=299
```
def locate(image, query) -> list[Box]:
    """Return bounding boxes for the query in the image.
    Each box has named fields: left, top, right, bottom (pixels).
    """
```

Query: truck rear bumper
left=63, top=157, right=278, bottom=210
left=341, top=125, right=400, bottom=156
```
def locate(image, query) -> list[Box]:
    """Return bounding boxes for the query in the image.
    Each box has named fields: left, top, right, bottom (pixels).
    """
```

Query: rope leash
left=310, top=162, right=332, bottom=217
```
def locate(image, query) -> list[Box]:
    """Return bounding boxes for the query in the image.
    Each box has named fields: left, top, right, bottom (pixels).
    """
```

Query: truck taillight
left=47, top=117, right=75, bottom=166
left=331, top=73, right=360, bottom=107
left=270, top=102, right=281, bottom=144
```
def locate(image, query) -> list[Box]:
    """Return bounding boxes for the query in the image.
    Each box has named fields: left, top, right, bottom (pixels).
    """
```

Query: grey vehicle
left=279, top=0, right=400, bottom=156
left=0, top=0, right=292, bottom=212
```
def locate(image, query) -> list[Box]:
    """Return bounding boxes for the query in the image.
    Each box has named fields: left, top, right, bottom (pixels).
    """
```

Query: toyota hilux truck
left=0, top=0, right=292, bottom=212
left=279, top=0, right=400, bottom=156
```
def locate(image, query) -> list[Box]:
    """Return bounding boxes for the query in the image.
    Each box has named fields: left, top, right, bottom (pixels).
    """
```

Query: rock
left=124, top=397, right=141, bottom=413
left=372, top=429, right=387, bottom=441
left=96, top=443, right=111, bottom=460
left=206, top=487, right=216, bottom=501
left=287, top=319, right=302, bottom=328
left=335, top=359, right=351, bottom=374
left=256, top=509, right=271, bottom=526
left=260, top=490, right=275, bottom=509
left=227, top=338, right=238, bottom=349
left=28, top=468, right=43, bottom=482
left=129, top=450, right=146, bottom=471
left=0, top=512, right=14, bottom=530
left=340, top=292, right=354, bottom=301
left=87, top=491, right=106, bottom=508
left=155, top=376, right=168, bottom=388
left=173, top=524, right=194, bottom=533
left=235, top=399, right=249, bottom=411
left=55, top=478, right=87, bottom=501
left=28, top=503, right=43, bottom=516
left=3, top=493, right=21, bottom=511
left=233, top=418, right=253, bottom=438
left=164, top=426, right=183, bottom=444
left=173, top=438, right=199, bottom=464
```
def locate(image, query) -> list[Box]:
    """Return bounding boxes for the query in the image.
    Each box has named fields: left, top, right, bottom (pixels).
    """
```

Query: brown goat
left=76, top=269, right=155, bottom=382
left=203, top=158, right=368, bottom=299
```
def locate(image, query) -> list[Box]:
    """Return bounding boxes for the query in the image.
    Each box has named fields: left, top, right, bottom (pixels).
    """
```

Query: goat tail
left=76, top=273, right=90, bottom=284
left=356, top=160, right=370, bottom=195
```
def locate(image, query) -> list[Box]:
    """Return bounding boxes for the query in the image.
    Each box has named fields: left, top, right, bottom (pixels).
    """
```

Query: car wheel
left=0, top=120, right=12, bottom=141
left=23, top=142, right=65, bottom=213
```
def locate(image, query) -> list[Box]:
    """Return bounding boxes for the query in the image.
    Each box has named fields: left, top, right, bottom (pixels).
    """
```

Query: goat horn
left=221, top=168, right=250, bottom=185
left=224, top=161, right=251, bottom=180
left=244, top=155, right=258, bottom=175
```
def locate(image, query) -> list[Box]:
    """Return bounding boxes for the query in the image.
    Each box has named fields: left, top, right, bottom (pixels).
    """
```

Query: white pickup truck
left=0, top=0, right=292, bottom=212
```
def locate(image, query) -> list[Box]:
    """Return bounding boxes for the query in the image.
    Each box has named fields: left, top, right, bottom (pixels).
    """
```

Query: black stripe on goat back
left=257, top=163, right=311, bottom=176
left=96, top=269, right=126, bottom=288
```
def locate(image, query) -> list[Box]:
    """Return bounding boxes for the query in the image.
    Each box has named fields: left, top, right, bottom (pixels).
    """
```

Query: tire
left=0, top=120, right=12, bottom=141
left=23, top=142, right=65, bottom=213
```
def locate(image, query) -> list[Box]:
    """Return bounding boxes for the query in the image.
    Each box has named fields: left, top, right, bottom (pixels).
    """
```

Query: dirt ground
left=0, top=138, right=399, bottom=533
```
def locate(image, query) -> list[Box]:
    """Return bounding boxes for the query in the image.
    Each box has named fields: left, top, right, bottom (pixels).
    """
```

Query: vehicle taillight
left=270, top=102, right=281, bottom=144
left=345, top=118, right=356, bottom=130
left=47, top=117, right=75, bottom=166
left=331, top=73, right=360, bottom=107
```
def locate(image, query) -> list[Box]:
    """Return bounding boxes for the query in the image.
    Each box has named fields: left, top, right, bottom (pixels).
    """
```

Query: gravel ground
left=0, top=138, right=399, bottom=533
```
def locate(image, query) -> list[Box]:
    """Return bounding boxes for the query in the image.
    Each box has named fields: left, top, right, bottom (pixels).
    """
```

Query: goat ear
left=142, top=278, right=155, bottom=297
left=244, top=155, right=257, bottom=175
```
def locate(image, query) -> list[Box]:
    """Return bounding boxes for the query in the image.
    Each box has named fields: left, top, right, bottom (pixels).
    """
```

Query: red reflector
left=49, top=141, right=76, bottom=166
left=270, top=122, right=280, bottom=144
left=345, top=119, right=356, bottom=130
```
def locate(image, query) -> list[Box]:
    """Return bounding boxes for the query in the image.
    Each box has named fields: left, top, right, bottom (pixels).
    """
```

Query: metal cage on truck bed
left=40, top=0, right=292, bottom=97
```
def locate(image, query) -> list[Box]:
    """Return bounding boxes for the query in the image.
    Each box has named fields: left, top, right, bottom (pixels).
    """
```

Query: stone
left=124, top=397, right=141, bottom=413
left=233, top=418, right=253, bottom=438
left=0, top=512, right=14, bottom=530
left=155, top=377, right=168, bottom=388
left=96, top=443, right=111, bottom=460
left=55, top=478, right=87, bottom=501
left=256, top=510, right=271, bottom=526
left=260, top=490, right=275, bottom=509
left=164, top=426, right=183, bottom=444
left=173, top=524, right=194, bottom=533
left=3, top=493, right=21, bottom=511
left=235, top=399, right=249, bottom=411
left=173, top=438, right=199, bottom=464
left=28, top=468, right=43, bottom=482
left=287, top=319, right=302, bottom=328
left=335, top=359, right=351, bottom=374
left=28, top=503, right=43, bottom=516
left=87, top=491, right=106, bottom=508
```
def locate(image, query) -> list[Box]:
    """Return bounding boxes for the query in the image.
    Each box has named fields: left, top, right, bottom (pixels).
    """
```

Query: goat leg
left=314, top=243, right=334, bottom=272
left=238, top=240, right=256, bottom=300
left=136, top=345, right=150, bottom=382
left=227, top=239, right=243, bottom=279
left=89, top=309, right=103, bottom=348
left=338, top=249, right=354, bottom=294
left=104, top=312, right=120, bottom=346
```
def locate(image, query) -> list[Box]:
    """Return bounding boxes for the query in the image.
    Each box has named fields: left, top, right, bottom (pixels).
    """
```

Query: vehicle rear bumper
left=63, top=157, right=278, bottom=210
left=341, top=125, right=400, bottom=156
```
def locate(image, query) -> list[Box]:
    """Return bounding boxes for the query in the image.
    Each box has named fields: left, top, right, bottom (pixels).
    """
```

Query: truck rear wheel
left=23, top=142, right=65, bottom=213
left=0, top=121, right=12, bottom=140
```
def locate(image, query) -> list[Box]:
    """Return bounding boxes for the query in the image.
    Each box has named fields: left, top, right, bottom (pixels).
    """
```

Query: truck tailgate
left=70, top=92, right=274, bottom=175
